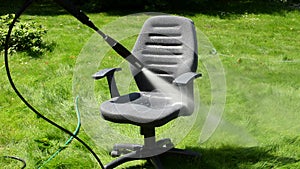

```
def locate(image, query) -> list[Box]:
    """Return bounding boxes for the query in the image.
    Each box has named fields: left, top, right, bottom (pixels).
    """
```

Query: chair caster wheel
left=111, top=150, right=121, bottom=157
left=157, top=138, right=174, bottom=148
left=165, top=142, right=174, bottom=148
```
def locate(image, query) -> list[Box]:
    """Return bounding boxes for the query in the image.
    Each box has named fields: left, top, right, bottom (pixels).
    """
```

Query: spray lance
left=53, top=0, right=145, bottom=70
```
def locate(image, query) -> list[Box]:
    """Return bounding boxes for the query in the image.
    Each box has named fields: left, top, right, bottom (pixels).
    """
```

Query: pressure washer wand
left=53, top=0, right=145, bottom=70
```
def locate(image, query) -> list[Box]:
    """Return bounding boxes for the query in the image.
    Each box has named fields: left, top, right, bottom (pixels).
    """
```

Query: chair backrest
left=131, top=15, right=198, bottom=92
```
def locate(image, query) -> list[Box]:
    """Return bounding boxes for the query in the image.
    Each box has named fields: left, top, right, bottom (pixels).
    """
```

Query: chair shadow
left=124, top=145, right=299, bottom=169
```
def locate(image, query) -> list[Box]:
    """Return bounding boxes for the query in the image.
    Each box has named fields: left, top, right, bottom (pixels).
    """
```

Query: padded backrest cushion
left=131, top=15, right=198, bottom=92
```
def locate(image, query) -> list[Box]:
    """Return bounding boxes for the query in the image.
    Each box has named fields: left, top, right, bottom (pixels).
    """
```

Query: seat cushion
left=100, top=92, right=184, bottom=127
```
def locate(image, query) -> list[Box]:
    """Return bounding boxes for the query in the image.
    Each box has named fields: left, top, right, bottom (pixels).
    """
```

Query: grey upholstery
left=98, top=15, right=199, bottom=127
left=100, top=92, right=183, bottom=127
left=131, top=15, right=198, bottom=91
left=93, top=15, right=201, bottom=169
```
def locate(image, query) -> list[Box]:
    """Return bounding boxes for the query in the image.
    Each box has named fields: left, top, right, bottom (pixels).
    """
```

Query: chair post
left=106, top=75, right=120, bottom=98
left=140, top=127, right=156, bottom=148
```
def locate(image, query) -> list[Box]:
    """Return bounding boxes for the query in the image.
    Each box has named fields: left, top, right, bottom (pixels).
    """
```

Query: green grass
left=1, top=1, right=300, bottom=169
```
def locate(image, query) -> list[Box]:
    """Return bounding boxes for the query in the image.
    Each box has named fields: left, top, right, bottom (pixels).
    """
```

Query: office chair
left=93, top=15, right=201, bottom=169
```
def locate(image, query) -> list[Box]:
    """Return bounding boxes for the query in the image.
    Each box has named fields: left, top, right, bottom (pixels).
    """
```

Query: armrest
left=92, top=68, right=122, bottom=98
left=92, top=68, right=122, bottom=80
left=173, top=72, right=202, bottom=85
left=172, top=72, right=201, bottom=116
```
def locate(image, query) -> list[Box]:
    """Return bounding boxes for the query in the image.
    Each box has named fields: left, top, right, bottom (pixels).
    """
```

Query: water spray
left=4, top=0, right=223, bottom=168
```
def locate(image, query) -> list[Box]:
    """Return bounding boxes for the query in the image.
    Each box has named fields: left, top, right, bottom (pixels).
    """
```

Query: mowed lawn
left=1, top=2, right=300, bottom=169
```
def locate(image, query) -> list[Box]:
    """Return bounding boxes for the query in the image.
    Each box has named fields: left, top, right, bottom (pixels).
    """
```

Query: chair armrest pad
left=92, top=68, right=122, bottom=80
left=173, top=72, right=202, bottom=85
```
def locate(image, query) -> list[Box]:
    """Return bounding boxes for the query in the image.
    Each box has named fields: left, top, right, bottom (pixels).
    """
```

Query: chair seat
left=100, top=92, right=184, bottom=127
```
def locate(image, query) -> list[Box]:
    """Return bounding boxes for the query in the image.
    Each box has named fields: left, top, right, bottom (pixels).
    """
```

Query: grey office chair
left=93, top=15, right=201, bottom=169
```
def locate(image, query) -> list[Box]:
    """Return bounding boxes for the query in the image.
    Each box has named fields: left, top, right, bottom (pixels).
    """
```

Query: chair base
left=104, top=138, right=201, bottom=169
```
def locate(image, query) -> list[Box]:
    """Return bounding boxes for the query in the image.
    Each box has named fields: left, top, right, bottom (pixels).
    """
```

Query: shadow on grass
left=1, top=0, right=298, bottom=18
left=0, top=0, right=66, bottom=16
left=105, top=1, right=294, bottom=19
left=194, top=146, right=299, bottom=168
left=123, top=146, right=299, bottom=169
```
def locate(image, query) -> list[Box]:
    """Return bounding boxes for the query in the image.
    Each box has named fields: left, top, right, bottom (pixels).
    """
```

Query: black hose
left=4, top=0, right=104, bottom=168
left=2, top=156, right=26, bottom=169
